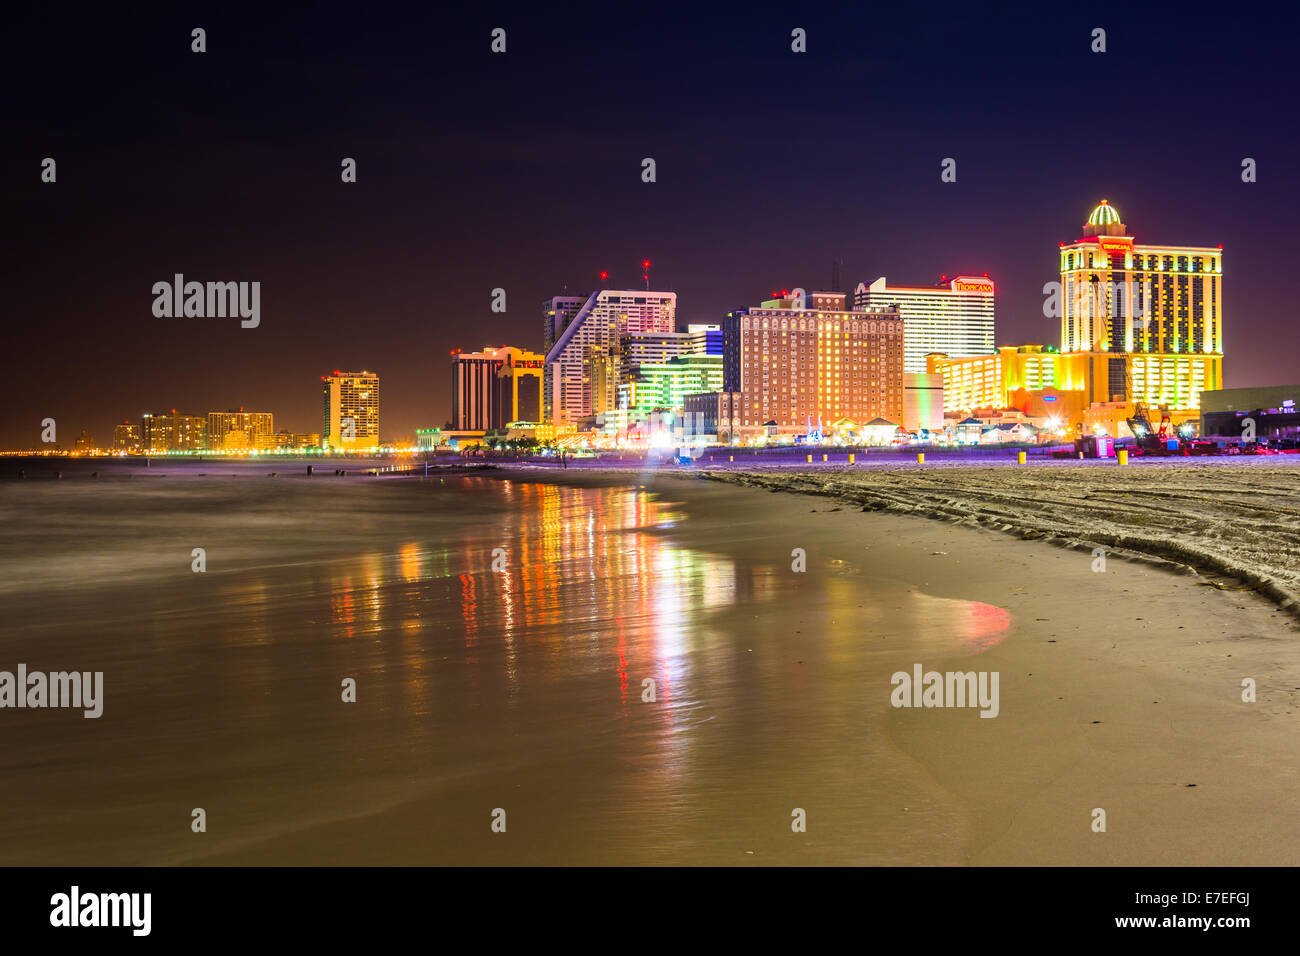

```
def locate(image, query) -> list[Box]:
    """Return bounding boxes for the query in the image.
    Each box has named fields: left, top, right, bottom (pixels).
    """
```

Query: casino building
left=1058, top=199, right=1222, bottom=409
left=926, top=345, right=1064, bottom=413
left=922, top=200, right=1225, bottom=436
left=542, top=290, right=678, bottom=426
left=450, top=346, right=544, bottom=430
left=852, top=275, right=995, bottom=373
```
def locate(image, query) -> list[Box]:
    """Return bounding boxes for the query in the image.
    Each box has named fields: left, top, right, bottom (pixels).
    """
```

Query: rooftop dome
left=1082, top=199, right=1126, bottom=237
left=1088, top=199, right=1121, bottom=225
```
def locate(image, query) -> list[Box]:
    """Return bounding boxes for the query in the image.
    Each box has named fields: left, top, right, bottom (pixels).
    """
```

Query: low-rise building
left=684, top=391, right=742, bottom=444
left=1200, top=385, right=1300, bottom=439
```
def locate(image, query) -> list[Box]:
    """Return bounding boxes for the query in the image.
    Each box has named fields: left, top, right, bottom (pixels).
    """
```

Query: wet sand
left=0, top=467, right=1296, bottom=865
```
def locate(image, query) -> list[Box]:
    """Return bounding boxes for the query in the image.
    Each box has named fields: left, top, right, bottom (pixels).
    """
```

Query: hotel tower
left=321, top=370, right=380, bottom=450
left=721, top=291, right=905, bottom=430
left=543, top=290, right=677, bottom=425
left=852, top=275, right=995, bottom=373
left=1059, top=200, right=1222, bottom=408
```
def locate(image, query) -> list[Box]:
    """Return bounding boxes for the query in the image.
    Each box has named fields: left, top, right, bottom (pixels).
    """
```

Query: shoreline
left=0, top=464, right=1295, bottom=864
left=484, top=461, right=1300, bottom=621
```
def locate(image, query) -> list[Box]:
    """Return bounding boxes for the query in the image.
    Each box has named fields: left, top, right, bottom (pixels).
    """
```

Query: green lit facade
left=623, top=355, right=723, bottom=420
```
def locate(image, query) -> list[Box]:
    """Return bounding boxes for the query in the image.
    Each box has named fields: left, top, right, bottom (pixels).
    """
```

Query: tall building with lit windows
left=543, top=290, right=677, bottom=425
left=141, top=411, right=206, bottom=451
left=450, top=346, right=544, bottom=429
left=542, top=295, right=585, bottom=423
left=113, top=421, right=141, bottom=451
left=1059, top=200, right=1222, bottom=408
left=207, top=409, right=274, bottom=450
left=321, top=370, right=380, bottom=450
left=852, top=275, right=995, bottom=373
left=622, top=354, right=724, bottom=421
left=721, top=292, right=904, bottom=429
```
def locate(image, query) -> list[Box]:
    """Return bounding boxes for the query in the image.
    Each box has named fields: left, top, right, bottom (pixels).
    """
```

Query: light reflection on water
left=0, top=475, right=1011, bottom=865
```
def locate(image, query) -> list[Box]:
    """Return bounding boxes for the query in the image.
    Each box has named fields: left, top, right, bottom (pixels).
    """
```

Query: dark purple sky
left=5, top=1, right=1297, bottom=447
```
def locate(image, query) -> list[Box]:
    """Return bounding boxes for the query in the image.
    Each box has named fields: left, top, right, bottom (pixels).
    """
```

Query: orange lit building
left=450, top=347, right=544, bottom=430
left=926, top=345, right=1075, bottom=413
left=1058, top=200, right=1223, bottom=409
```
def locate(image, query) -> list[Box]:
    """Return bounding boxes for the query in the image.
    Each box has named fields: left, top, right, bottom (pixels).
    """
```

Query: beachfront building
left=903, top=373, right=944, bottom=433
left=450, top=347, right=544, bottom=430
left=587, top=345, right=621, bottom=418
left=543, top=289, right=677, bottom=426
left=1058, top=200, right=1223, bottom=410
left=852, top=275, right=995, bottom=373
left=862, top=418, right=900, bottom=445
left=113, top=421, right=141, bottom=452
left=684, top=391, right=742, bottom=444
left=1200, top=384, right=1300, bottom=440
left=721, top=292, right=905, bottom=435
left=1060, top=350, right=1220, bottom=410
left=451, top=348, right=504, bottom=430
left=207, top=410, right=274, bottom=450
left=622, top=354, right=724, bottom=421
left=141, top=412, right=206, bottom=452
left=498, top=348, right=544, bottom=425
left=542, top=295, right=586, bottom=423
left=259, top=430, right=323, bottom=450
left=926, top=345, right=1069, bottom=413
left=321, top=370, right=380, bottom=450
left=927, top=342, right=1218, bottom=430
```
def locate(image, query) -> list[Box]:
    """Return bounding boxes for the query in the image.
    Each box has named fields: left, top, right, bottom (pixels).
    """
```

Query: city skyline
left=5, top=199, right=1231, bottom=451
left=5, top=6, right=1296, bottom=449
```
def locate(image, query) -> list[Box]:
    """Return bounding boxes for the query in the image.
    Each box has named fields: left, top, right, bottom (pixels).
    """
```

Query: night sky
left=5, top=1, right=1297, bottom=448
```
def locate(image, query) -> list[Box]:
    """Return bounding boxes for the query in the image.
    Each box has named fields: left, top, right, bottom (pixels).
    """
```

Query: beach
left=0, top=460, right=1296, bottom=865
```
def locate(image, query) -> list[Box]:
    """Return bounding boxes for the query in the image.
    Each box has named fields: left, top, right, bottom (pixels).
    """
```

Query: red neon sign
left=951, top=276, right=994, bottom=293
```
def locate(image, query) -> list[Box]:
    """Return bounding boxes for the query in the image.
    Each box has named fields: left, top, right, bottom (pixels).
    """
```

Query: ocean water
left=0, top=471, right=1011, bottom=864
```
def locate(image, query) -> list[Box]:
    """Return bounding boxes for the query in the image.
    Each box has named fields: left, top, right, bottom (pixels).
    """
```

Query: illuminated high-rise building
left=141, top=411, right=206, bottom=451
left=853, top=275, right=995, bottom=373
left=542, top=295, right=585, bottom=424
left=450, top=346, right=544, bottom=429
left=497, top=348, right=544, bottom=424
left=588, top=344, right=621, bottom=417
left=1059, top=200, right=1222, bottom=408
left=721, top=292, right=904, bottom=429
left=543, top=289, right=677, bottom=425
left=623, top=354, right=724, bottom=421
left=321, top=370, right=380, bottom=450
left=207, top=409, right=274, bottom=450
left=542, top=295, right=585, bottom=351
left=620, top=331, right=693, bottom=372
left=113, top=421, right=141, bottom=451
left=686, top=323, right=723, bottom=356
